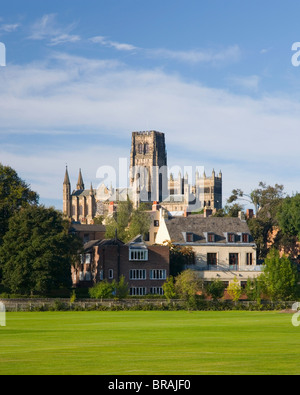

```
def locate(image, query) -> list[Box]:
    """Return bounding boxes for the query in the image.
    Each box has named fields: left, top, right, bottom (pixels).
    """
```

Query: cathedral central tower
left=130, top=131, right=168, bottom=204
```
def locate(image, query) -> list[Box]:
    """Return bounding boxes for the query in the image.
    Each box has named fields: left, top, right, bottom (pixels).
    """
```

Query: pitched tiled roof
left=165, top=216, right=255, bottom=244
left=70, top=223, right=106, bottom=232
left=84, top=238, right=124, bottom=252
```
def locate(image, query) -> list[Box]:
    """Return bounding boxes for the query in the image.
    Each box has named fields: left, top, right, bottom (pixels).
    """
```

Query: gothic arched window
left=144, top=143, right=149, bottom=154
left=138, top=143, right=143, bottom=154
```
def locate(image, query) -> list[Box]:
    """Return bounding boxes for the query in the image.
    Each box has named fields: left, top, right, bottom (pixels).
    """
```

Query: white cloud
left=0, top=23, right=20, bottom=33
left=90, top=36, right=138, bottom=51
left=227, top=75, right=260, bottom=91
left=1, top=52, right=300, bottom=204
left=146, top=45, right=241, bottom=65
left=28, top=14, right=80, bottom=46
left=90, top=36, right=240, bottom=65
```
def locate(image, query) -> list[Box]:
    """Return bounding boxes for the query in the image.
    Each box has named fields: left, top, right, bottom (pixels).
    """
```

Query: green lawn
left=0, top=311, right=299, bottom=375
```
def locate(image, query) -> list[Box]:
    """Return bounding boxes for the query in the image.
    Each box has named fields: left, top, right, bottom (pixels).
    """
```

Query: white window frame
left=109, top=269, right=114, bottom=279
left=129, top=249, right=148, bottom=261
left=130, top=269, right=147, bottom=280
left=150, top=269, right=167, bottom=280
left=130, top=287, right=147, bottom=296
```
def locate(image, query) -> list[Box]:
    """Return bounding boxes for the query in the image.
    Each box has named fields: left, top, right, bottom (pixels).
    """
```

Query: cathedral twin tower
left=63, top=131, right=222, bottom=224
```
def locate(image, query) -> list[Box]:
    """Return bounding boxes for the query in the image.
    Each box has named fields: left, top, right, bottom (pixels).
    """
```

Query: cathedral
left=63, top=131, right=222, bottom=224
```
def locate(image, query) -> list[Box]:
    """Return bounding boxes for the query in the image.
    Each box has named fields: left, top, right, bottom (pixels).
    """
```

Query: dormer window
left=208, top=233, right=215, bottom=243
left=242, top=233, right=249, bottom=243
left=228, top=233, right=235, bottom=243
left=186, top=233, right=194, bottom=242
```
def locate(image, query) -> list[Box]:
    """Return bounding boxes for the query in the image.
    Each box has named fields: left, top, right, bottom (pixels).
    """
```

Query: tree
left=227, top=277, right=243, bottom=302
left=277, top=194, right=300, bottom=240
left=234, top=182, right=286, bottom=260
left=245, top=278, right=263, bottom=303
left=89, top=276, right=129, bottom=300
left=228, top=182, right=285, bottom=215
left=174, top=269, right=203, bottom=307
left=0, top=205, right=82, bottom=295
left=206, top=280, right=225, bottom=301
left=89, top=280, right=115, bottom=300
left=105, top=198, right=133, bottom=241
left=0, top=164, right=39, bottom=242
left=260, top=249, right=298, bottom=301
left=162, top=276, right=177, bottom=301
left=127, top=207, right=151, bottom=241
left=114, top=275, right=129, bottom=300
left=247, top=216, right=273, bottom=259
left=213, top=203, right=244, bottom=218
left=105, top=199, right=151, bottom=243
left=163, top=241, right=195, bottom=276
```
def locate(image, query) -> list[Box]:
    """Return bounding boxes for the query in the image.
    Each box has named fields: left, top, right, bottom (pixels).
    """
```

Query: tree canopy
left=277, top=194, right=300, bottom=240
left=260, top=249, right=298, bottom=301
left=0, top=164, right=39, bottom=241
left=227, top=182, right=287, bottom=259
left=0, top=205, right=82, bottom=295
left=105, top=198, right=151, bottom=242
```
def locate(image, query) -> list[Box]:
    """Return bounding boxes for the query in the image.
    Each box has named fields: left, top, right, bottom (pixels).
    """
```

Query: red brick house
left=73, top=236, right=170, bottom=296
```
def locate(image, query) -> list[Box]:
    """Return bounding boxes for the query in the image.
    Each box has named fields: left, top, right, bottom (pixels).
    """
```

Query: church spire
left=64, top=166, right=70, bottom=185
left=90, top=182, right=94, bottom=196
left=77, top=168, right=85, bottom=191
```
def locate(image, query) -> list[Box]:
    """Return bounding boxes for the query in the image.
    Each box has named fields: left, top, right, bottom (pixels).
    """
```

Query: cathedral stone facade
left=63, top=130, right=223, bottom=223
left=130, top=131, right=168, bottom=205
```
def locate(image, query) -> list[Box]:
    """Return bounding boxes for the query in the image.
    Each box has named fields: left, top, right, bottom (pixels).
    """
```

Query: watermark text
left=0, top=302, right=6, bottom=327
left=0, top=42, right=6, bottom=67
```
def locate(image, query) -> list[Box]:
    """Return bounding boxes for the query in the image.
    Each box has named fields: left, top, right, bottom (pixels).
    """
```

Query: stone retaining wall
left=0, top=298, right=296, bottom=312
left=0, top=298, right=175, bottom=312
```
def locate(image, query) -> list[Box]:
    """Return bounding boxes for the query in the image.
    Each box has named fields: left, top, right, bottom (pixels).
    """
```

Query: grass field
left=0, top=311, right=299, bottom=375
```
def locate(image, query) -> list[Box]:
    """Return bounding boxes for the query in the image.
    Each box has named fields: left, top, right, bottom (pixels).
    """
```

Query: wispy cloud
left=90, top=34, right=241, bottom=66
left=1, top=51, right=299, bottom=204
left=146, top=45, right=241, bottom=65
left=90, top=36, right=138, bottom=51
left=0, top=23, right=20, bottom=33
left=228, top=75, right=260, bottom=91
left=28, top=14, right=80, bottom=46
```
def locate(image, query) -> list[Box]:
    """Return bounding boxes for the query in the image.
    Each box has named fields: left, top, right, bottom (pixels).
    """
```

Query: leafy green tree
left=105, top=198, right=151, bottom=243
left=206, top=280, right=225, bottom=301
left=227, top=277, right=243, bottom=302
left=234, top=182, right=286, bottom=260
left=0, top=205, right=82, bottom=295
left=89, top=280, right=115, bottom=300
left=127, top=207, right=151, bottom=241
left=247, top=216, right=273, bottom=260
left=277, top=194, right=300, bottom=240
left=114, top=275, right=129, bottom=300
left=245, top=278, right=263, bottom=303
left=174, top=269, right=203, bottom=307
left=164, top=241, right=195, bottom=276
left=260, top=249, right=298, bottom=301
left=0, top=164, right=39, bottom=242
left=213, top=203, right=244, bottom=218
left=228, top=182, right=285, bottom=215
left=162, top=276, right=177, bottom=301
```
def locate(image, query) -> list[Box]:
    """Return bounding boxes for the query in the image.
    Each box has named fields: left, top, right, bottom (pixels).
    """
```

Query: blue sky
left=1, top=0, right=300, bottom=210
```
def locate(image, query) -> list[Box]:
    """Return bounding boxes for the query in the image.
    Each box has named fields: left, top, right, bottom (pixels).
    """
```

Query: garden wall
left=0, top=298, right=297, bottom=312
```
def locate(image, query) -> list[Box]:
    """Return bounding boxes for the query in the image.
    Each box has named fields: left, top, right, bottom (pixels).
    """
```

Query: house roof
left=164, top=216, right=255, bottom=245
left=70, top=223, right=106, bottom=232
left=126, top=234, right=148, bottom=250
left=84, top=238, right=124, bottom=252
